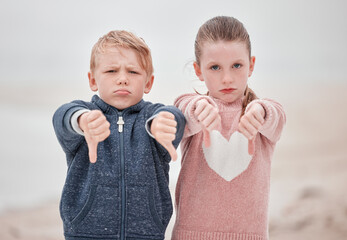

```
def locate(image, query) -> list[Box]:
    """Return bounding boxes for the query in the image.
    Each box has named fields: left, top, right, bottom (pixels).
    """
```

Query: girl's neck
left=210, top=95, right=243, bottom=105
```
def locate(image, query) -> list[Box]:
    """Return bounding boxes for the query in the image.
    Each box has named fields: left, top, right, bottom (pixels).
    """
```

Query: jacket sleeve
left=174, top=93, right=217, bottom=138
left=245, top=98, right=286, bottom=143
left=52, top=101, right=90, bottom=156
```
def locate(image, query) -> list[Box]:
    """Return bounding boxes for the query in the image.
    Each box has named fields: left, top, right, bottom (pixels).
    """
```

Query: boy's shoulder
left=140, top=100, right=184, bottom=120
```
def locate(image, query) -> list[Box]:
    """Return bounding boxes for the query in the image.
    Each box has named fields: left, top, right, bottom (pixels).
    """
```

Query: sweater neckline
left=210, top=96, right=244, bottom=112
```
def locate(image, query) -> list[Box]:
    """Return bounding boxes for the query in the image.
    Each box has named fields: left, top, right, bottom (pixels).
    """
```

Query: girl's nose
left=222, top=72, right=233, bottom=84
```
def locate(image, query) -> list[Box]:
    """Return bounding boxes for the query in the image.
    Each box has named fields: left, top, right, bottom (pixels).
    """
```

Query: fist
left=194, top=99, right=221, bottom=132
left=194, top=99, right=221, bottom=147
left=150, top=111, right=178, bottom=161
left=238, top=103, right=265, bottom=140
left=79, top=110, right=110, bottom=163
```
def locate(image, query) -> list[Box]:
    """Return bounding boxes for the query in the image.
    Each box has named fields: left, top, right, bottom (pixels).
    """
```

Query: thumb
left=86, top=136, right=98, bottom=163
left=248, top=138, right=255, bottom=156
left=203, top=129, right=211, bottom=148
left=164, top=142, right=177, bottom=161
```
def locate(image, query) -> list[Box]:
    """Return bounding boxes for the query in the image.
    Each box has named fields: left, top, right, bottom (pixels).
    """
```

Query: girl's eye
left=211, top=65, right=220, bottom=70
left=129, top=71, right=138, bottom=74
left=106, top=70, right=116, bottom=73
left=233, top=64, right=241, bottom=69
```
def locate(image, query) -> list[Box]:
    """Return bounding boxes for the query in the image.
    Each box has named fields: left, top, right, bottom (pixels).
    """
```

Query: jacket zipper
left=117, top=114, right=125, bottom=240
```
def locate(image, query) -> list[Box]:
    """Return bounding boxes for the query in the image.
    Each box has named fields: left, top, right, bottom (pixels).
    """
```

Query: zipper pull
left=117, top=116, right=124, bottom=132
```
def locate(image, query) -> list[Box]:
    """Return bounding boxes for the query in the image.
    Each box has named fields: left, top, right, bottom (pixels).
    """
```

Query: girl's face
left=194, top=40, right=255, bottom=103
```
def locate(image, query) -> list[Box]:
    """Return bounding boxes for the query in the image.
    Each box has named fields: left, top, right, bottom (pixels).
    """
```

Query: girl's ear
left=144, top=75, right=154, bottom=94
left=193, top=62, right=204, bottom=81
left=248, top=56, right=256, bottom=77
left=88, top=71, right=98, bottom=92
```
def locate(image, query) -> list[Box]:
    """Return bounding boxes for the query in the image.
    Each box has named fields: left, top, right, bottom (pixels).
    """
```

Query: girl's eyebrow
left=206, top=58, right=245, bottom=65
left=232, top=58, right=246, bottom=62
left=205, top=60, right=219, bottom=65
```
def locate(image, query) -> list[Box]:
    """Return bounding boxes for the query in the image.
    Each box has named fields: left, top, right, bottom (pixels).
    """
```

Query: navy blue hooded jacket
left=53, top=95, right=185, bottom=240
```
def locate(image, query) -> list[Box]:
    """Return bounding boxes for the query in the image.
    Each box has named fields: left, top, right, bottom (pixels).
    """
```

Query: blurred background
left=0, top=0, right=346, bottom=239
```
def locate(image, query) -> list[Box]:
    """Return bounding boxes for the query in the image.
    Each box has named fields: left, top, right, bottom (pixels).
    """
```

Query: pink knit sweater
left=172, top=93, right=286, bottom=240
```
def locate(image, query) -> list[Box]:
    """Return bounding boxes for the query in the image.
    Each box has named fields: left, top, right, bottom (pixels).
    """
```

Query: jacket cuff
left=70, top=109, right=90, bottom=136
left=145, top=114, right=159, bottom=139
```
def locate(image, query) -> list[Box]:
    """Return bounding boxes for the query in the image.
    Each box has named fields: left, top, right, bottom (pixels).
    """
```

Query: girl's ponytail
left=241, top=85, right=258, bottom=117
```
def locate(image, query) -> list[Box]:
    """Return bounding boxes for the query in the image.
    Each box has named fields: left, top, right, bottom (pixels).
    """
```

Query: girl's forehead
left=201, top=41, right=249, bottom=59
left=203, top=40, right=247, bottom=50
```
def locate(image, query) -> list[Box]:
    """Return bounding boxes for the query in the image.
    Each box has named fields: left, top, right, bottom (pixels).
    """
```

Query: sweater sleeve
left=52, top=101, right=90, bottom=156
left=245, top=98, right=286, bottom=143
left=174, top=93, right=217, bottom=138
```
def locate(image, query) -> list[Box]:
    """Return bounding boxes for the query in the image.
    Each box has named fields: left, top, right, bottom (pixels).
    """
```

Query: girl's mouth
left=220, top=88, right=236, bottom=94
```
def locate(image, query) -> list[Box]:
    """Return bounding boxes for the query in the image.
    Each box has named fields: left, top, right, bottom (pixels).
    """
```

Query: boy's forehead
left=95, top=46, right=141, bottom=65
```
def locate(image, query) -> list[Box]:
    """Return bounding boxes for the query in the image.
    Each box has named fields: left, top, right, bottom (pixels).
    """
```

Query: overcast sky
left=1, top=0, right=346, bottom=99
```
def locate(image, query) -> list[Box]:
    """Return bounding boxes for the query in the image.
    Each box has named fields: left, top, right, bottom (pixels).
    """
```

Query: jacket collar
left=91, top=94, right=146, bottom=115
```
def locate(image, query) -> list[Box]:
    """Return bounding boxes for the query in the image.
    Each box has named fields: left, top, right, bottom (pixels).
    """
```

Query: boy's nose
left=116, top=72, right=129, bottom=85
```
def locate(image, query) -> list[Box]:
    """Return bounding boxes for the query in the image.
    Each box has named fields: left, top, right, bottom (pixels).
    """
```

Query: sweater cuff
left=245, top=99, right=273, bottom=131
left=70, top=109, right=90, bottom=136
left=185, top=95, right=217, bottom=125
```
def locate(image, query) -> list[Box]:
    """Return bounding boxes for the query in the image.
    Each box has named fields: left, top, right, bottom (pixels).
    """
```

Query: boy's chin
left=107, top=99, right=142, bottom=110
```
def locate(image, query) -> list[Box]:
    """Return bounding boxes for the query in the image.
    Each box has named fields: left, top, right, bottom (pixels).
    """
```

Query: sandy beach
left=1, top=83, right=347, bottom=240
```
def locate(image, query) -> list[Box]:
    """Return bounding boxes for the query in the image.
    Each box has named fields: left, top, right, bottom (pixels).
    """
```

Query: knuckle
left=167, top=112, right=174, bottom=119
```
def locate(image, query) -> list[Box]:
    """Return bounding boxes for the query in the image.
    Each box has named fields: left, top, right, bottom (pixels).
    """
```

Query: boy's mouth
left=115, top=89, right=131, bottom=95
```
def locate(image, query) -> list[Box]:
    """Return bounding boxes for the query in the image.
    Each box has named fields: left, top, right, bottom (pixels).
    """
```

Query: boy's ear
left=144, top=75, right=154, bottom=94
left=193, top=62, right=204, bottom=81
left=248, top=56, right=256, bottom=77
left=88, top=71, right=98, bottom=92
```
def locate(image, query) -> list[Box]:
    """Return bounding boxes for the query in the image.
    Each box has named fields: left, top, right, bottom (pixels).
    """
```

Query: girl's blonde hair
left=194, top=16, right=257, bottom=116
left=90, top=30, right=153, bottom=77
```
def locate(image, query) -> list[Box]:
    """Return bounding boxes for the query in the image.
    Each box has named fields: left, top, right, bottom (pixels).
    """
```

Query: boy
left=53, top=30, right=185, bottom=240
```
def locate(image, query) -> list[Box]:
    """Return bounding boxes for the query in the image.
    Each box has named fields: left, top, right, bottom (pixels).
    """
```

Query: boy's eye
left=211, top=65, right=220, bottom=70
left=129, top=71, right=138, bottom=74
left=233, top=64, right=241, bottom=69
left=106, top=70, right=116, bottom=73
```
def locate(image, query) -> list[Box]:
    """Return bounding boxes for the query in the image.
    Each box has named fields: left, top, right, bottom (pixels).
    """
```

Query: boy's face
left=88, top=46, right=154, bottom=110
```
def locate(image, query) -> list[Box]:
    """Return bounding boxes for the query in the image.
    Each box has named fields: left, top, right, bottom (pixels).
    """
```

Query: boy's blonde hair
left=90, top=30, right=153, bottom=77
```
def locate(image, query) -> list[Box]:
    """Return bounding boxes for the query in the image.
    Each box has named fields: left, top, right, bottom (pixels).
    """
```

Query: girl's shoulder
left=174, top=93, right=199, bottom=103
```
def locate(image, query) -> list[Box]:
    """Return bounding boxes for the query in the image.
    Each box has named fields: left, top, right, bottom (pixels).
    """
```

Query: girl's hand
left=78, top=110, right=111, bottom=163
left=151, top=111, right=178, bottom=161
left=194, top=99, right=221, bottom=147
left=238, top=103, right=265, bottom=155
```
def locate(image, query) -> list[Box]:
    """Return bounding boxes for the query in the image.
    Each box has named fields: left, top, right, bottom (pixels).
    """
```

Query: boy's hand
left=151, top=111, right=178, bottom=161
left=194, top=99, right=221, bottom=148
left=78, top=110, right=111, bottom=163
left=238, top=103, right=265, bottom=155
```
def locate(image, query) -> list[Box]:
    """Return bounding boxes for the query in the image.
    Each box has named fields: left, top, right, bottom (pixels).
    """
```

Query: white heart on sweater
left=202, top=130, right=252, bottom=181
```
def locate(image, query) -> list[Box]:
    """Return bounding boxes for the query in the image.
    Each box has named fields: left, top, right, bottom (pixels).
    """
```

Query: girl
left=172, top=16, right=286, bottom=240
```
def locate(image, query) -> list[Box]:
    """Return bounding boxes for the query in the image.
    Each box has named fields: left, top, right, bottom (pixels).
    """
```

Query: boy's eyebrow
left=102, top=64, right=120, bottom=68
left=102, top=64, right=143, bottom=70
